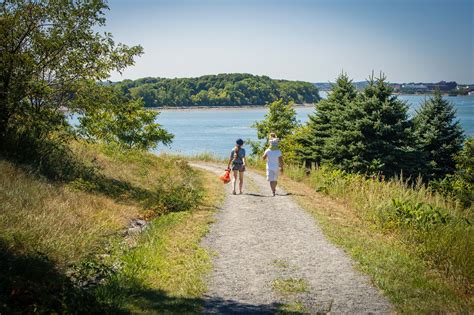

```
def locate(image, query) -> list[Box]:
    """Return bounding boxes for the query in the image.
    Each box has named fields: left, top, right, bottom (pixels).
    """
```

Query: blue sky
left=104, top=0, right=473, bottom=83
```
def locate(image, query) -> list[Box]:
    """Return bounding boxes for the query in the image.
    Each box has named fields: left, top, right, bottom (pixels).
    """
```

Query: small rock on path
left=192, top=163, right=392, bottom=314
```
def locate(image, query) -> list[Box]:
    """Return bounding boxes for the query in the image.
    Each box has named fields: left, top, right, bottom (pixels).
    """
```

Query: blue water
left=153, top=94, right=474, bottom=157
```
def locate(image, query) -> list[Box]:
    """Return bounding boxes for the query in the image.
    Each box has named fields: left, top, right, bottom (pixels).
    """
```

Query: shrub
left=386, top=198, right=452, bottom=229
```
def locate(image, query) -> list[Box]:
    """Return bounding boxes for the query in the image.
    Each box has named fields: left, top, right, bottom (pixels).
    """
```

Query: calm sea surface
left=153, top=93, right=474, bottom=157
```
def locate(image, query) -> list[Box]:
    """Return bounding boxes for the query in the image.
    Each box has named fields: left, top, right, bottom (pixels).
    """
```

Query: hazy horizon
left=104, top=0, right=473, bottom=83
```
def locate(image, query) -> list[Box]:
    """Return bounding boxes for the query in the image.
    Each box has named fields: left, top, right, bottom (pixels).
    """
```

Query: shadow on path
left=245, top=192, right=305, bottom=197
left=1, top=237, right=288, bottom=314
left=0, top=239, right=122, bottom=314
left=245, top=192, right=272, bottom=198
left=203, top=298, right=281, bottom=314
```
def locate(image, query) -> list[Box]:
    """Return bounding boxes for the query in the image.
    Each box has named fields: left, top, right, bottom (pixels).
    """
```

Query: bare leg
left=239, top=171, right=244, bottom=194
left=232, top=170, right=238, bottom=194
left=270, top=181, right=277, bottom=196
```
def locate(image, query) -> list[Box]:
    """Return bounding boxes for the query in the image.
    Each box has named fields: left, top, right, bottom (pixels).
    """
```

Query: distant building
left=402, top=83, right=428, bottom=90
left=426, top=81, right=457, bottom=91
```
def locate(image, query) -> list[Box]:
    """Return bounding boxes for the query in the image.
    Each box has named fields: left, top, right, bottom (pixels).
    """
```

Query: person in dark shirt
left=227, top=138, right=246, bottom=195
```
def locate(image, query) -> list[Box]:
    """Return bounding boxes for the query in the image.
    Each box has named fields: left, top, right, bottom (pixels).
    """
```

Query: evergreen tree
left=413, top=90, right=465, bottom=179
left=453, top=137, right=474, bottom=206
left=334, top=74, right=414, bottom=176
left=296, top=73, right=357, bottom=165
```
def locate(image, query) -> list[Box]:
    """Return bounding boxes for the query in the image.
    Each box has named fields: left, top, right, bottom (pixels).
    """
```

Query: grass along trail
left=191, top=163, right=392, bottom=314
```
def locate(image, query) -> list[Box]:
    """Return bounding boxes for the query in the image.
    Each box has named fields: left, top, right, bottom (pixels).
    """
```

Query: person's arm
left=227, top=151, right=234, bottom=169
left=279, top=156, right=284, bottom=173
left=262, top=149, right=268, bottom=160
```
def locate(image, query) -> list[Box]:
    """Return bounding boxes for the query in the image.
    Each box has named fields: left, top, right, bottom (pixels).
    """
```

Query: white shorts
left=266, top=169, right=279, bottom=182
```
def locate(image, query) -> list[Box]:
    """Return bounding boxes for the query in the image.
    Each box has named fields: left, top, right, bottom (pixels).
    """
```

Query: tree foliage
left=413, top=90, right=465, bottom=179
left=430, top=137, right=474, bottom=207
left=253, top=99, right=299, bottom=140
left=335, top=75, right=414, bottom=176
left=77, top=86, right=173, bottom=150
left=292, top=73, right=422, bottom=177
left=0, top=0, right=143, bottom=146
left=296, top=73, right=357, bottom=165
left=249, top=99, right=299, bottom=156
left=115, top=74, right=320, bottom=107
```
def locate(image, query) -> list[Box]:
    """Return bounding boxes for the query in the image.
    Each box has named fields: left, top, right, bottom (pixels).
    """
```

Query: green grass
left=272, top=278, right=309, bottom=295
left=277, top=300, right=308, bottom=314
left=94, top=169, right=225, bottom=313
left=0, top=142, right=224, bottom=314
left=273, top=259, right=291, bottom=270
left=280, top=165, right=473, bottom=313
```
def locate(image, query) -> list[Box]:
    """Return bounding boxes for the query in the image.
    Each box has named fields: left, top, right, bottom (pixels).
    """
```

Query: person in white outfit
left=262, top=136, right=283, bottom=196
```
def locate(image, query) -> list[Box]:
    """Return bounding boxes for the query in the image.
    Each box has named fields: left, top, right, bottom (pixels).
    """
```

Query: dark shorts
left=232, top=163, right=245, bottom=172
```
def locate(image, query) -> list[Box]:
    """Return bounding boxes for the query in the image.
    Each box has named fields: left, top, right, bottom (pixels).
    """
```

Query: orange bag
left=219, top=169, right=231, bottom=184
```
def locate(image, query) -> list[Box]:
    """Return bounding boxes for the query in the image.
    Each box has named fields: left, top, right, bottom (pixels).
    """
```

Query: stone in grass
left=126, top=218, right=150, bottom=235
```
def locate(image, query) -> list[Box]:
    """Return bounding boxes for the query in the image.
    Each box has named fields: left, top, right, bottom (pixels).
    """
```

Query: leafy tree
left=413, top=90, right=465, bottom=179
left=296, top=73, right=357, bottom=165
left=0, top=0, right=143, bottom=146
left=250, top=99, right=299, bottom=156
left=253, top=99, right=299, bottom=140
left=77, top=86, right=173, bottom=150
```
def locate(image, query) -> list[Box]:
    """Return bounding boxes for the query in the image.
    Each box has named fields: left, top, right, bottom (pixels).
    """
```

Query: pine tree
left=334, top=74, right=414, bottom=176
left=413, top=90, right=465, bottom=179
left=296, top=73, right=357, bottom=165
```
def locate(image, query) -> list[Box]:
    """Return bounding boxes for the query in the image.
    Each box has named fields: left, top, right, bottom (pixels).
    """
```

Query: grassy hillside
left=0, top=142, right=224, bottom=314
left=282, top=166, right=473, bottom=313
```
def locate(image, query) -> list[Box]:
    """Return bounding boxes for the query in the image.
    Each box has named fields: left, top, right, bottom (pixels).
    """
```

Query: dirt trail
left=192, top=163, right=392, bottom=314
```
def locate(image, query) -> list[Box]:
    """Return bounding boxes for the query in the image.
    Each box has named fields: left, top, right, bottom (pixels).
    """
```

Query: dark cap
left=236, top=139, right=244, bottom=146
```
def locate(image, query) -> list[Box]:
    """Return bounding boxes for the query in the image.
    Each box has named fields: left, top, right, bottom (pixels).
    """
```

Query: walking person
left=227, top=138, right=246, bottom=195
left=263, top=136, right=283, bottom=196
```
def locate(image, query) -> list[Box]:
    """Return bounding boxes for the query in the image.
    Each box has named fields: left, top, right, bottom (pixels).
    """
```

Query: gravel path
left=192, top=163, right=393, bottom=314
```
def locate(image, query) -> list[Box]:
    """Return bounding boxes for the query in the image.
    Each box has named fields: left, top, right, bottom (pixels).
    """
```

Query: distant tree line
left=114, top=73, right=321, bottom=107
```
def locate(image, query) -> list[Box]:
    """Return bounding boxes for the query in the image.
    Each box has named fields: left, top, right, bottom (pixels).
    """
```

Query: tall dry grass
left=285, top=165, right=473, bottom=297
left=0, top=141, right=207, bottom=313
left=0, top=160, right=138, bottom=267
